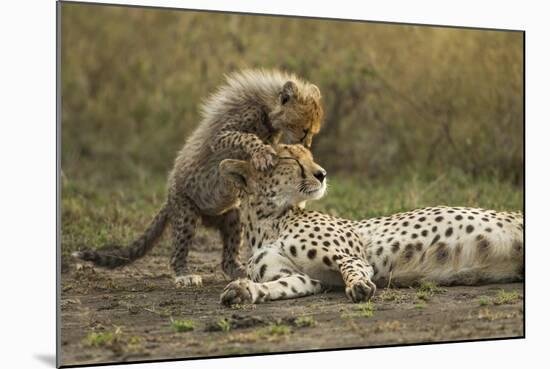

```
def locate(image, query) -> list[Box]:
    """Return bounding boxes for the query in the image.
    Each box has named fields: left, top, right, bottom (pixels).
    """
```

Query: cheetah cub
left=219, top=144, right=523, bottom=305
left=74, top=70, right=323, bottom=287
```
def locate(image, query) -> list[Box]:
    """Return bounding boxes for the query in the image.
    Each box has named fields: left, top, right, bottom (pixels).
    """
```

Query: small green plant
left=128, top=336, right=141, bottom=345
left=415, top=290, right=431, bottom=301
left=418, top=281, right=446, bottom=294
left=414, top=281, right=445, bottom=303
left=478, top=308, right=520, bottom=321
left=414, top=302, right=427, bottom=309
left=294, top=315, right=317, bottom=327
left=171, top=318, right=194, bottom=332
left=493, top=290, right=520, bottom=305
left=126, top=335, right=142, bottom=350
left=379, top=289, right=405, bottom=302
left=357, top=301, right=375, bottom=317
left=216, top=318, right=231, bottom=332
left=264, top=324, right=291, bottom=336
left=478, top=296, right=490, bottom=306
left=85, top=332, right=116, bottom=347
left=341, top=301, right=375, bottom=319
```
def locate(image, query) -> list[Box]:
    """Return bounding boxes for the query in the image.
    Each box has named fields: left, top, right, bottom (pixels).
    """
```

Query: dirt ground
left=59, top=233, right=524, bottom=367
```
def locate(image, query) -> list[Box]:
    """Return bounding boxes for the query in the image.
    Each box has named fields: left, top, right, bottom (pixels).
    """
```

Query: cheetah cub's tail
left=73, top=202, right=170, bottom=268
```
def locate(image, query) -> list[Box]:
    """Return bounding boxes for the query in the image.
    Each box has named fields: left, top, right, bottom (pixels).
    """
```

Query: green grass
left=61, top=175, right=175, bottom=257
left=85, top=332, right=116, bottom=347
left=309, top=172, right=522, bottom=221
left=341, top=301, right=376, bottom=319
left=216, top=318, right=231, bottom=332
left=263, top=324, right=291, bottom=336
left=493, top=290, right=520, bottom=305
left=413, top=281, right=446, bottom=304
left=415, top=290, right=432, bottom=301
left=476, top=290, right=521, bottom=307
left=170, top=319, right=195, bottom=333
left=128, top=336, right=141, bottom=346
left=378, top=289, right=405, bottom=302
left=414, top=302, right=427, bottom=310
left=61, top=173, right=522, bottom=255
left=478, top=296, right=490, bottom=306
left=294, top=315, right=317, bottom=328
left=418, top=281, right=446, bottom=295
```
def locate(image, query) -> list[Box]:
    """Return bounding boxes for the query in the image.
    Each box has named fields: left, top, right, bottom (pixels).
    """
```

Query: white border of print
left=1, top=1, right=548, bottom=368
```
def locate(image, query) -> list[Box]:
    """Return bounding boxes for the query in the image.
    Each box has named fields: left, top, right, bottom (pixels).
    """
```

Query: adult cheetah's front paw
left=174, top=274, right=203, bottom=288
left=220, top=279, right=256, bottom=306
left=345, top=279, right=377, bottom=303
left=251, top=145, right=277, bottom=171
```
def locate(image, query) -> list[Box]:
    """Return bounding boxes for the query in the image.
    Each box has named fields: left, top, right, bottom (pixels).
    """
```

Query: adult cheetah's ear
left=219, top=159, right=252, bottom=190
left=280, top=81, right=298, bottom=105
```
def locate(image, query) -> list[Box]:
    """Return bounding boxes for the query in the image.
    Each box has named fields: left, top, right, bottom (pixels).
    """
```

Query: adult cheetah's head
left=220, top=144, right=327, bottom=208
left=269, top=79, right=323, bottom=149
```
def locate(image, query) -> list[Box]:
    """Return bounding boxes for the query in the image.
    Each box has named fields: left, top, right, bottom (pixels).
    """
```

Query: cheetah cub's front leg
left=251, top=144, right=278, bottom=171
left=336, top=255, right=377, bottom=302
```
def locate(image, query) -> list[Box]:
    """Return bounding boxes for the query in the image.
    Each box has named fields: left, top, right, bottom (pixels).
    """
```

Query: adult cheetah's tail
left=73, top=202, right=170, bottom=268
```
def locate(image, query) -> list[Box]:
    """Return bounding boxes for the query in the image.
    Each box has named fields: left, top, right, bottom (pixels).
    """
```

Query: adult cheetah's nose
left=314, top=169, right=327, bottom=183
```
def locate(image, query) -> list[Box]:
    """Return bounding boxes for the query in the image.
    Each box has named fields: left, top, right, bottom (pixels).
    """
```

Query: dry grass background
left=60, top=3, right=523, bottom=255
left=61, top=3, right=523, bottom=184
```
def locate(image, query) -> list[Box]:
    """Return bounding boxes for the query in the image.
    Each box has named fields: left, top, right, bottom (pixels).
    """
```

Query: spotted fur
left=74, top=70, right=323, bottom=287
left=355, top=206, right=523, bottom=287
left=219, top=145, right=523, bottom=305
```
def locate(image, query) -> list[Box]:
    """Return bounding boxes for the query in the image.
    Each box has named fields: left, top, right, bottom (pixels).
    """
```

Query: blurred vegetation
left=61, top=3, right=523, bottom=186
left=60, top=4, right=523, bottom=253
left=61, top=171, right=522, bottom=256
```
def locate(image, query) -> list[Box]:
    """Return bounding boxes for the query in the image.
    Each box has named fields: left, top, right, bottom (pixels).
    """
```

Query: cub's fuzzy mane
left=200, top=69, right=309, bottom=123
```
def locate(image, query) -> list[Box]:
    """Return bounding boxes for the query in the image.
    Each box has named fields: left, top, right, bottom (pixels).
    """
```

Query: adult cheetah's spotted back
left=355, top=206, right=523, bottom=287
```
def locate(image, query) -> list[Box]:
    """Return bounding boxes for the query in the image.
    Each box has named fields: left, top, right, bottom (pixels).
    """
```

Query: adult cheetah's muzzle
left=313, top=169, right=327, bottom=183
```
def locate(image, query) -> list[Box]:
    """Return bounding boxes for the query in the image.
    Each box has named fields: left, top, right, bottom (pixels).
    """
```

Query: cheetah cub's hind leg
left=170, top=197, right=203, bottom=287
left=336, top=255, right=377, bottom=302
left=217, top=208, right=247, bottom=279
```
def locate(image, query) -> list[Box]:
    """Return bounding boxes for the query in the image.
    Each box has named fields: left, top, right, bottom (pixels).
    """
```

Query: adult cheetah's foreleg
left=169, top=196, right=202, bottom=287
left=220, top=247, right=323, bottom=305
left=335, top=255, right=377, bottom=302
left=219, top=273, right=323, bottom=306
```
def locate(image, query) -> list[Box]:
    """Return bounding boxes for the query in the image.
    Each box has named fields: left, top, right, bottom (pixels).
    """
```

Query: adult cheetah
left=74, top=70, right=323, bottom=287
left=219, top=144, right=524, bottom=305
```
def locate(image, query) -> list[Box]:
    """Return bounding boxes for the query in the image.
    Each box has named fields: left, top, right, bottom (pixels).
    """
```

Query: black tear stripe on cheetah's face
left=219, top=145, right=523, bottom=305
